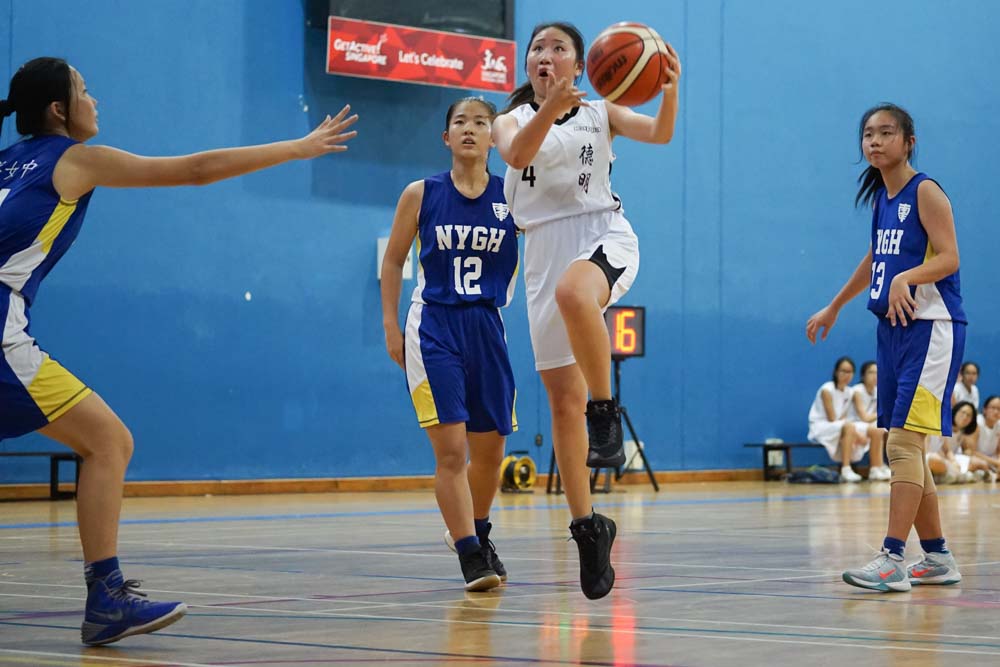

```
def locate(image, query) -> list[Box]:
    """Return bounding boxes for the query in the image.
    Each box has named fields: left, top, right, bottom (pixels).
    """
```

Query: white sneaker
left=869, top=465, right=891, bottom=481
left=842, top=549, right=911, bottom=592
left=908, top=550, right=962, bottom=585
left=841, top=466, right=862, bottom=483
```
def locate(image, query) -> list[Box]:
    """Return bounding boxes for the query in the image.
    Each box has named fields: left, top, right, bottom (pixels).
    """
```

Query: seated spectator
left=927, top=401, right=991, bottom=483
left=925, top=434, right=960, bottom=483
left=807, top=356, right=886, bottom=483
left=969, top=395, right=1000, bottom=477
left=848, top=361, right=890, bottom=480
left=951, top=361, right=980, bottom=409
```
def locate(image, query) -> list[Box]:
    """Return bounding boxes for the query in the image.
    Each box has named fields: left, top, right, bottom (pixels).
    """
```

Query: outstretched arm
left=53, top=105, right=358, bottom=201
left=605, top=42, right=681, bottom=144
left=380, top=180, right=422, bottom=370
left=806, top=248, right=873, bottom=343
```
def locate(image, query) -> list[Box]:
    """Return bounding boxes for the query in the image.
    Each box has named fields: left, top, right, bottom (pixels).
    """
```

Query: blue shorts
left=1, top=285, right=92, bottom=440
left=876, top=317, right=965, bottom=436
left=403, top=302, right=516, bottom=435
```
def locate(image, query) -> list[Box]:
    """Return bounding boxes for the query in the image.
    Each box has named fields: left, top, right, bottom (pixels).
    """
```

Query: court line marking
left=3, top=615, right=1000, bottom=658
left=0, top=648, right=214, bottom=667
left=4, top=573, right=1000, bottom=644
left=5, top=532, right=1000, bottom=578
left=2, top=486, right=995, bottom=531
left=0, top=534, right=840, bottom=573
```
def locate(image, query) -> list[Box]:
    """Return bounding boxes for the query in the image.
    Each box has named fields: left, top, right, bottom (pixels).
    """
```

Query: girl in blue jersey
left=492, top=22, right=680, bottom=600
left=807, top=104, right=963, bottom=592
left=0, top=57, right=357, bottom=644
left=381, top=97, right=518, bottom=592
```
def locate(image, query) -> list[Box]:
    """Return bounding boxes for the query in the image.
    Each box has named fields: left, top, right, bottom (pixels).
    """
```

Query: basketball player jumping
left=492, top=22, right=680, bottom=599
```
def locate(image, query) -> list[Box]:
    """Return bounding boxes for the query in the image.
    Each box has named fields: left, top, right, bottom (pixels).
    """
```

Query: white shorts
left=808, top=420, right=870, bottom=462
left=523, top=208, right=639, bottom=371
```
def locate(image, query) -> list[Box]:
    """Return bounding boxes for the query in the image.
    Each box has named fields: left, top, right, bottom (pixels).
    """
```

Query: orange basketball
left=586, top=22, right=670, bottom=107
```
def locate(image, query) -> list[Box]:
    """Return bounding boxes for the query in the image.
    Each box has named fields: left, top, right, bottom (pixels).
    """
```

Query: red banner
left=326, top=16, right=516, bottom=93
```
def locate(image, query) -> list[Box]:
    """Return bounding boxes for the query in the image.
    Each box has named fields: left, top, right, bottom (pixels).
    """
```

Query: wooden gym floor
left=0, top=481, right=998, bottom=666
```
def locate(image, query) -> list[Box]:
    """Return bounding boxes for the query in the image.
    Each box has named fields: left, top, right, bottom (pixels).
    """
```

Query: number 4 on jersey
left=521, top=166, right=536, bottom=187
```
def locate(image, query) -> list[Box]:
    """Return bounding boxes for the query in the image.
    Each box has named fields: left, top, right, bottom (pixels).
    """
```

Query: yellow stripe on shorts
left=904, top=384, right=943, bottom=435
left=411, top=378, right=439, bottom=428
left=27, top=356, right=92, bottom=422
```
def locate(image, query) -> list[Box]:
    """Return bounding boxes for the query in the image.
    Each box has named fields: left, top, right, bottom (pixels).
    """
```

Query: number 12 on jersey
left=453, top=256, right=482, bottom=295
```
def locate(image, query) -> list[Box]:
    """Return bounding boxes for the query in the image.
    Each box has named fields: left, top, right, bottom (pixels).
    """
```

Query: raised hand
left=661, top=42, right=681, bottom=97
left=540, top=75, right=588, bottom=117
left=298, top=104, right=359, bottom=158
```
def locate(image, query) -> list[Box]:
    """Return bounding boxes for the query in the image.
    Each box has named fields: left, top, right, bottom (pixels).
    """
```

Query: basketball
left=586, top=22, right=671, bottom=107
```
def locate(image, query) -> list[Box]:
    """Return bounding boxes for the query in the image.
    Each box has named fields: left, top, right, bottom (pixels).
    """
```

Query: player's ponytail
left=855, top=103, right=916, bottom=208
left=0, top=98, right=12, bottom=137
left=2, top=57, right=73, bottom=139
left=502, top=22, right=585, bottom=114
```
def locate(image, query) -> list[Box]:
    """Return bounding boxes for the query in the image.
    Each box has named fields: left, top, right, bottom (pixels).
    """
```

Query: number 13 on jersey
left=870, top=261, right=885, bottom=299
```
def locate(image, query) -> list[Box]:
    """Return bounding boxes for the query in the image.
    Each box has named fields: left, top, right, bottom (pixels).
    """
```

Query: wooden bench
left=0, top=451, right=81, bottom=499
left=744, top=442, right=827, bottom=481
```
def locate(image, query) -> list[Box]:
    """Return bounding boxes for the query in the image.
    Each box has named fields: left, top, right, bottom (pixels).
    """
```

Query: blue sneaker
left=82, top=570, right=187, bottom=645
left=842, top=549, right=911, bottom=592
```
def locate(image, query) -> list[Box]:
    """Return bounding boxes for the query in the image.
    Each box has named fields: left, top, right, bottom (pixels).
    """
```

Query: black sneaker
left=569, top=513, right=617, bottom=600
left=586, top=399, right=625, bottom=468
left=476, top=521, right=507, bottom=582
left=447, top=527, right=508, bottom=583
left=458, top=550, right=501, bottom=592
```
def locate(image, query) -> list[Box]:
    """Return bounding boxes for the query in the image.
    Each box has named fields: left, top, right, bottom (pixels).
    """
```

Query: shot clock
left=604, top=306, right=645, bottom=359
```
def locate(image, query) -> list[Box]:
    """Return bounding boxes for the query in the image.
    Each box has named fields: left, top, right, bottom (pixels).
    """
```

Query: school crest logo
left=492, top=202, right=510, bottom=221
left=898, top=203, right=911, bottom=223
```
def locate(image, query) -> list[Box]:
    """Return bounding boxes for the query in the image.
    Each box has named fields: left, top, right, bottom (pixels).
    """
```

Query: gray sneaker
left=842, top=549, right=911, bottom=592
left=908, top=550, right=962, bottom=585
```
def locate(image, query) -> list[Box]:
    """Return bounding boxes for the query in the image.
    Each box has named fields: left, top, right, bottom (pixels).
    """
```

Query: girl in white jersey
left=492, top=22, right=680, bottom=600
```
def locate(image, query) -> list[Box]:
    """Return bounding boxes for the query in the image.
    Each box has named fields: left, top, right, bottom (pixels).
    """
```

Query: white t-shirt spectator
left=808, top=381, right=869, bottom=462
left=953, top=383, right=979, bottom=409
left=809, top=381, right=850, bottom=425
left=848, top=383, right=877, bottom=422
left=975, top=413, right=999, bottom=457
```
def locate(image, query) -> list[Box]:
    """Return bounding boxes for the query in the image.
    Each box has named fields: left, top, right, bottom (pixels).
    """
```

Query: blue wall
left=2, top=0, right=998, bottom=482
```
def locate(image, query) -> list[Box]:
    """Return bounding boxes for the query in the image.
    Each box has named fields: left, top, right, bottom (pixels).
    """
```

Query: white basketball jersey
left=847, top=383, right=876, bottom=421
left=808, top=381, right=851, bottom=424
left=503, top=100, right=619, bottom=229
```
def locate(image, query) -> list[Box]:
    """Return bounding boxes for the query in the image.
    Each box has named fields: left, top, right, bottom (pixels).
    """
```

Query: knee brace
left=922, top=452, right=937, bottom=496
left=886, top=428, right=927, bottom=487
